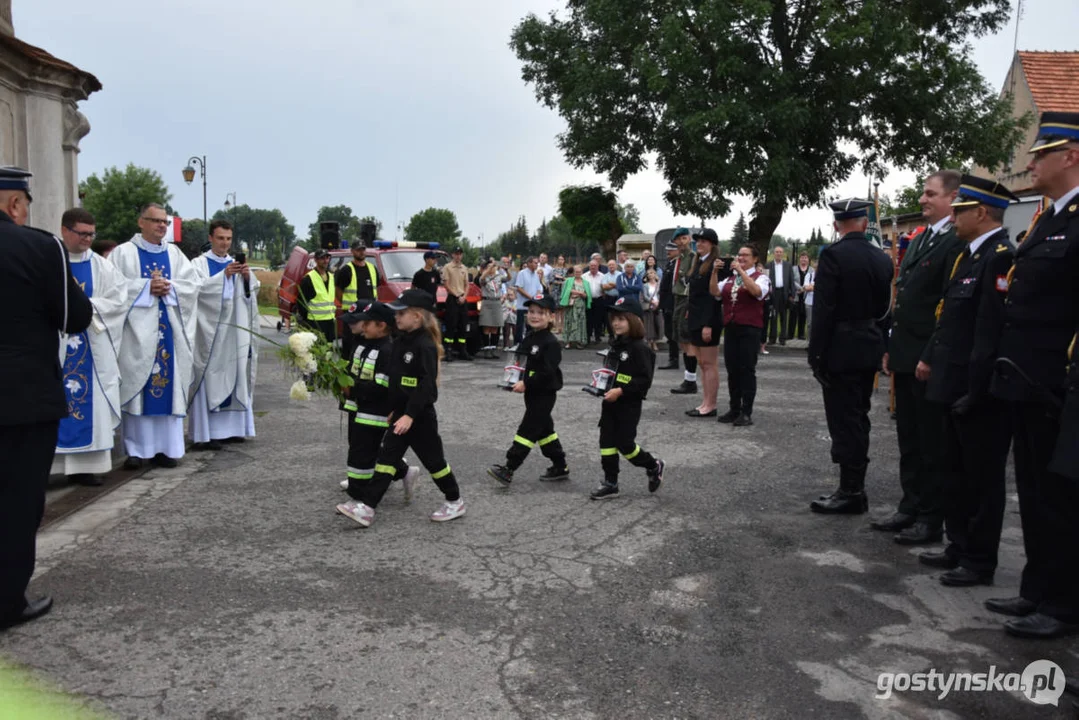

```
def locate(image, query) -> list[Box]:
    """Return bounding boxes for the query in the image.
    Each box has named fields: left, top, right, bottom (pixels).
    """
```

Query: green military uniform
left=672, top=246, right=695, bottom=343
left=882, top=216, right=965, bottom=540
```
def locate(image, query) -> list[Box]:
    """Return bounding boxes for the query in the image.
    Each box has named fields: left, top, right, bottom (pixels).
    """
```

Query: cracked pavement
left=1, top=344, right=1076, bottom=718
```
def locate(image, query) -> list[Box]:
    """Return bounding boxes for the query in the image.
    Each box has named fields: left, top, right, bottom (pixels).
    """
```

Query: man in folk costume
left=52, top=208, right=127, bottom=486
left=189, top=219, right=259, bottom=450
left=110, top=203, right=199, bottom=469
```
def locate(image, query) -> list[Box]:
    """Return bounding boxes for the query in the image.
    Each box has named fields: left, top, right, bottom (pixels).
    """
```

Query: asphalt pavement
left=2, top=339, right=1077, bottom=719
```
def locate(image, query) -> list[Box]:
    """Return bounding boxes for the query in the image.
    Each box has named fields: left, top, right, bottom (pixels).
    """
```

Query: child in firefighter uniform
left=338, top=289, right=466, bottom=527
left=336, top=302, right=417, bottom=515
left=591, top=297, right=665, bottom=499
left=487, top=293, right=569, bottom=486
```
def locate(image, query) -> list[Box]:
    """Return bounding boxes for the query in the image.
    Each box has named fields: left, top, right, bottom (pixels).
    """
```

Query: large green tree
left=214, top=204, right=297, bottom=266
left=79, top=164, right=172, bottom=244
left=511, top=0, right=1025, bottom=256
left=617, top=202, right=641, bottom=233
left=557, top=185, right=623, bottom=257
left=178, top=218, right=207, bottom=259
left=404, top=207, right=462, bottom=247
left=730, top=212, right=749, bottom=247
left=497, top=216, right=531, bottom=259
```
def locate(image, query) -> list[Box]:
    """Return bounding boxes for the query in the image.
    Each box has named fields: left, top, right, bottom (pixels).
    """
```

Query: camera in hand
left=715, top=256, right=735, bottom=280
left=235, top=252, right=250, bottom=297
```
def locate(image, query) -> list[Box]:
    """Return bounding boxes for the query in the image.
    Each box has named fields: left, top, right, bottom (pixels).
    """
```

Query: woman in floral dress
left=559, top=265, right=590, bottom=349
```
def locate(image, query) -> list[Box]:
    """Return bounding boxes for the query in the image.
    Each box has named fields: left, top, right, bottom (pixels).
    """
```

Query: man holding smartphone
left=189, top=220, right=260, bottom=449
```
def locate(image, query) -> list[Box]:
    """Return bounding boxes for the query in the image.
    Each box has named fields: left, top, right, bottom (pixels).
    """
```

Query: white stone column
left=23, top=91, right=65, bottom=232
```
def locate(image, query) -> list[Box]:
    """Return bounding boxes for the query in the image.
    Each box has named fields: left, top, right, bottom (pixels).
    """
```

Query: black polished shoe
left=0, top=595, right=53, bottom=631
left=918, top=551, right=959, bottom=570
left=590, top=483, right=620, bottom=500
left=940, top=567, right=993, bottom=587
left=669, top=381, right=697, bottom=394
left=193, top=440, right=224, bottom=451
left=869, top=512, right=916, bottom=532
left=538, top=465, right=569, bottom=482
left=894, top=522, right=943, bottom=545
left=152, top=454, right=179, bottom=469
left=717, top=409, right=740, bottom=424
left=985, top=596, right=1037, bottom=617
left=70, top=473, right=103, bottom=487
left=816, top=486, right=842, bottom=501
left=122, top=456, right=142, bottom=470
left=658, top=362, right=679, bottom=370
left=685, top=408, right=716, bottom=417
left=1005, top=613, right=1079, bottom=639
left=732, top=413, right=754, bottom=427
left=222, top=436, right=246, bottom=444
left=810, top=491, right=868, bottom=515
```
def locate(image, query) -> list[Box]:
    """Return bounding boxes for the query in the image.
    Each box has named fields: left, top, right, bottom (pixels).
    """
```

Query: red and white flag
left=165, top=215, right=182, bottom=243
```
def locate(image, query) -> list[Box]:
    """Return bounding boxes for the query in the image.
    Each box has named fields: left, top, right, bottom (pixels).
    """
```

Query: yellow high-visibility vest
left=342, top=262, right=378, bottom=305
left=304, top=269, right=336, bottom=321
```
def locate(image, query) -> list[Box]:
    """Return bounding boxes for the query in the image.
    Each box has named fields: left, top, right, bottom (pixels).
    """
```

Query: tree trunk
left=747, top=196, right=786, bottom=262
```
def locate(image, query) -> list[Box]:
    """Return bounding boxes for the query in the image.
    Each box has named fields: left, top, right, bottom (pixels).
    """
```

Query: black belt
left=835, top=319, right=878, bottom=331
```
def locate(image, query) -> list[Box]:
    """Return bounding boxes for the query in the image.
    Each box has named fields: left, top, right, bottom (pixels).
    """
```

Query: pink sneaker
left=430, top=499, right=466, bottom=522
left=336, top=500, right=374, bottom=527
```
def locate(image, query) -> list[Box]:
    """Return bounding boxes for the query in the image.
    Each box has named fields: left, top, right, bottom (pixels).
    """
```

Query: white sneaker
left=336, top=500, right=375, bottom=527
left=430, top=499, right=466, bottom=522
left=340, top=479, right=350, bottom=490
left=402, top=466, right=419, bottom=505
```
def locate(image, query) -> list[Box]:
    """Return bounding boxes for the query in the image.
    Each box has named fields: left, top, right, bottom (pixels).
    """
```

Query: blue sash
left=58, top=261, right=94, bottom=448
left=206, top=254, right=234, bottom=409
left=139, top=248, right=174, bottom=416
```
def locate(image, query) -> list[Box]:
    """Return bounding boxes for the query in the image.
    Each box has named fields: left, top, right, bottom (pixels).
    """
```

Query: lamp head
left=182, top=165, right=195, bottom=184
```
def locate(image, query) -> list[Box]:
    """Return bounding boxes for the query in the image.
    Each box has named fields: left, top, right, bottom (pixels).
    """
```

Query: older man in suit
left=767, top=247, right=794, bottom=345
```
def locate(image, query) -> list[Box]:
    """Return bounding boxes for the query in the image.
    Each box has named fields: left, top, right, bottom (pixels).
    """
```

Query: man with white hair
left=110, top=203, right=200, bottom=469
left=189, top=219, right=260, bottom=450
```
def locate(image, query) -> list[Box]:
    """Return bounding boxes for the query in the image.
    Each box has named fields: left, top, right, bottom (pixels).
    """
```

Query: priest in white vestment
left=52, top=209, right=127, bottom=485
left=189, top=221, right=260, bottom=449
left=109, top=203, right=199, bottom=468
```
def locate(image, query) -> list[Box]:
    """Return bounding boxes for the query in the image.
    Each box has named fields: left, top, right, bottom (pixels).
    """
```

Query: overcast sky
left=16, top=0, right=1079, bottom=248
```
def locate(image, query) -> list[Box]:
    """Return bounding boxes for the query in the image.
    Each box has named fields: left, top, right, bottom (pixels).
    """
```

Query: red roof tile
left=1018, top=51, right=1079, bottom=113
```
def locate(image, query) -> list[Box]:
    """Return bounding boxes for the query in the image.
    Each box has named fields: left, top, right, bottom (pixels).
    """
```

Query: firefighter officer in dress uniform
left=915, top=174, right=1018, bottom=588
left=0, top=166, right=93, bottom=630
left=807, top=198, right=894, bottom=515
left=987, top=111, right=1079, bottom=639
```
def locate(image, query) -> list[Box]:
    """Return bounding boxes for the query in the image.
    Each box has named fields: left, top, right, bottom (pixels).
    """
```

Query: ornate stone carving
left=62, top=102, right=89, bottom=152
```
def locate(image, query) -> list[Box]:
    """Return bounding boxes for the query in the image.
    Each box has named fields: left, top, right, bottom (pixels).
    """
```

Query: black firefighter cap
left=829, top=198, right=873, bottom=221
left=387, top=288, right=436, bottom=312
left=1029, top=111, right=1079, bottom=153
left=523, top=292, right=557, bottom=312
left=952, top=174, right=1019, bottom=210
left=0, top=166, right=32, bottom=201
left=341, top=300, right=396, bottom=326
left=607, top=295, right=643, bottom=318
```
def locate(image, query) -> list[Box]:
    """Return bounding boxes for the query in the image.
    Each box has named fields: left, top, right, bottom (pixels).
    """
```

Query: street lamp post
left=224, top=191, right=237, bottom=209
left=223, top=192, right=239, bottom=255
left=182, top=155, right=207, bottom=228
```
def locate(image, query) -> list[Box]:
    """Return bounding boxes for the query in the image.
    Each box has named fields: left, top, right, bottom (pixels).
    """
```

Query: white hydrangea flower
left=289, top=380, right=310, bottom=401
left=288, top=332, right=317, bottom=354
left=301, top=354, right=318, bottom=373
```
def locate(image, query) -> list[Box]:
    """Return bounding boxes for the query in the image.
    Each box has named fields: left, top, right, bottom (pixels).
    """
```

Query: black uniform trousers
left=893, top=372, right=948, bottom=525
left=587, top=299, right=606, bottom=343
left=300, top=317, right=337, bottom=344
left=662, top=308, right=677, bottom=362
left=360, top=409, right=460, bottom=509
left=821, top=371, right=874, bottom=473
left=345, top=415, right=407, bottom=501
left=598, top=400, right=657, bottom=484
left=767, top=293, right=789, bottom=344
left=506, top=393, right=566, bottom=470
left=939, top=401, right=1011, bottom=574
left=788, top=300, right=807, bottom=340
left=1012, top=401, right=1079, bottom=621
left=723, top=324, right=761, bottom=416
left=443, top=296, right=469, bottom=349
left=0, top=420, right=58, bottom=617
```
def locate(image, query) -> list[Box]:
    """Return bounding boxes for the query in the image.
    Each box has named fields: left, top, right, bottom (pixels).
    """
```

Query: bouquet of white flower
left=278, top=329, right=353, bottom=403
